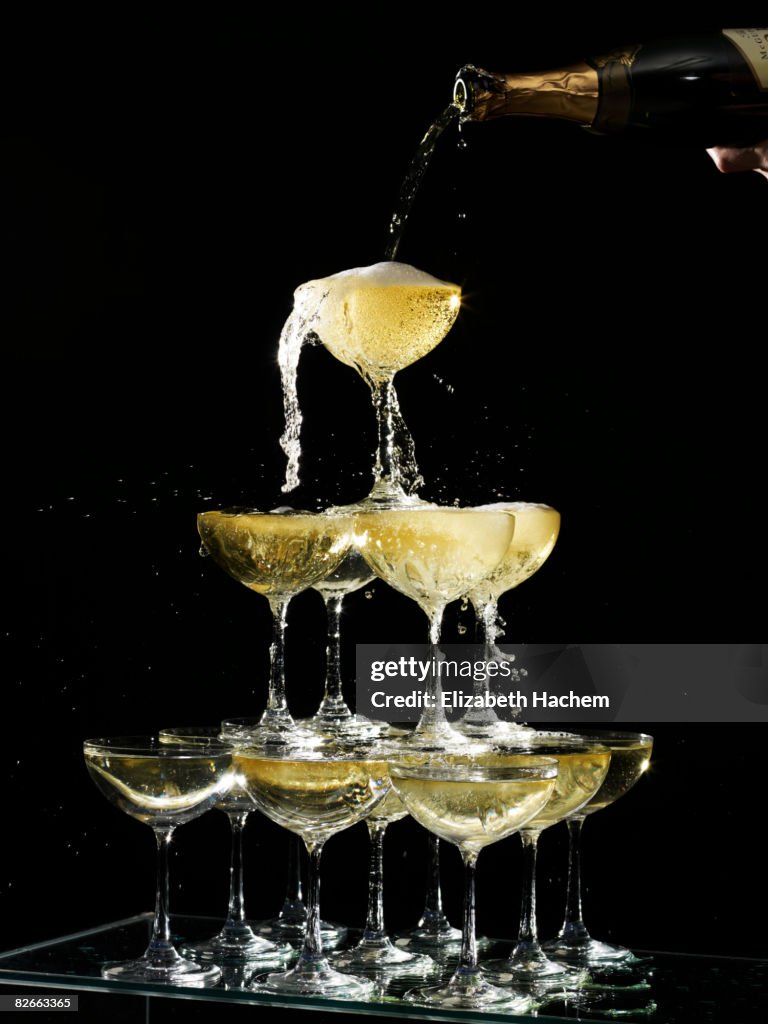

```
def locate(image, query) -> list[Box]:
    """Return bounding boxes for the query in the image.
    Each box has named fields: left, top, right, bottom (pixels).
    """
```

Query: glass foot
left=256, top=917, right=347, bottom=950
left=328, top=488, right=433, bottom=513
left=218, top=717, right=326, bottom=751
left=298, top=714, right=384, bottom=741
left=405, top=973, right=534, bottom=1011
left=543, top=935, right=638, bottom=965
left=251, top=959, right=375, bottom=998
left=483, top=955, right=587, bottom=991
left=395, top=920, right=462, bottom=948
left=102, top=956, right=221, bottom=987
left=180, top=929, right=292, bottom=965
left=455, top=720, right=535, bottom=740
left=380, top=723, right=413, bottom=739
left=218, top=964, right=259, bottom=990
left=331, top=938, right=434, bottom=974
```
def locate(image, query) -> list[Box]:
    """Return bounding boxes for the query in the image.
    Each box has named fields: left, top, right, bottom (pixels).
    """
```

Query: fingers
left=707, top=141, right=768, bottom=180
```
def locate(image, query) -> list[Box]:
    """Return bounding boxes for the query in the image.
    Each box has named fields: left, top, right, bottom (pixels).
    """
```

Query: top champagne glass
left=307, top=262, right=460, bottom=507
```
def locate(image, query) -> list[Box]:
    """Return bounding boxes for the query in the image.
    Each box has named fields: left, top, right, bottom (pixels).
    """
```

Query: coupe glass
left=158, top=727, right=290, bottom=965
left=198, top=509, right=351, bottom=744
left=218, top=719, right=347, bottom=950
left=391, top=759, right=557, bottom=1010
left=83, top=736, right=232, bottom=986
left=481, top=736, right=610, bottom=989
left=544, top=731, right=654, bottom=965
left=236, top=746, right=391, bottom=998
left=460, top=502, right=560, bottom=739
left=307, top=263, right=460, bottom=507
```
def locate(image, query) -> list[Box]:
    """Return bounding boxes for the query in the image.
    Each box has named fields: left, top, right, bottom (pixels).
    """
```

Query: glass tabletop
left=0, top=914, right=765, bottom=1023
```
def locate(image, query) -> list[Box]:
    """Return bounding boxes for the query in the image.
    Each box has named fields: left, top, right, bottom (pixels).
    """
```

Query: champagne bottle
left=454, top=29, right=768, bottom=146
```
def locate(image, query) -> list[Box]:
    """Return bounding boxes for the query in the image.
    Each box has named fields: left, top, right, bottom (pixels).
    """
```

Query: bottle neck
left=456, top=61, right=600, bottom=125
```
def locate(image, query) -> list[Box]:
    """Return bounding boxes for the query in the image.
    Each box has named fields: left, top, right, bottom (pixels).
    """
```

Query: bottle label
left=723, top=28, right=768, bottom=90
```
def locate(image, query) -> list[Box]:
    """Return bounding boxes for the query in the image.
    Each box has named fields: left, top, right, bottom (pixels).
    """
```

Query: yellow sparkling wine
left=355, top=508, right=514, bottom=614
left=442, top=747, right=609, bottom=829
left=522, top=749, right=610, bottom=829
left=198, top=511, right=351, bottom=599
left=235, top=755, right=390, bottom=842
left=392, top=770, right=555, bottom=855
left=470, top=502, right=560, bottom=604
left=309, top=262, right=461, bottom=378
left=585, top=740, right=653, bottom=814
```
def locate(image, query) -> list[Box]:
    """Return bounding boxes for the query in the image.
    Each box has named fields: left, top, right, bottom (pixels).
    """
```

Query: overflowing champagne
left=278, top=261, right=460, bottom=505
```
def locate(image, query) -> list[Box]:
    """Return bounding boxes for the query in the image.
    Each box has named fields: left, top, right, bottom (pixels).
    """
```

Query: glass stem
left=413, top=609, right=455, bottom=743
left=418, top=834, right=447, bottom=928
left=221, top=812, right=250, bottom=937
left=559, top=814, right=591, bottom=942
left=361, top=821, right=388, bottom=946
left=456, top=849, right=479, bottom=978
left=297, top=841, right=326, bottom=969
left=512, top=829, right=546, bottom=963
left=317, top=595, right=352, bottom=720
left=145, top=827, right=180, bottom=966
left=278, top=834, right=305, bottom=921
left=261, top=598, right=294, bottom=730
left=461, top=600, right=500, bottom=729
left=369, top=374, right=402, bottom=492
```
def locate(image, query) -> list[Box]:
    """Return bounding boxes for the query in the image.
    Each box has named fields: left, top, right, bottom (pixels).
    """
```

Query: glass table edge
left=0, top=913, right=154, bottom=961
left=0, top=914, right=561, bottom=1023
left=0, top=916, right=765, bottom=1024
left=0, top=968, right=561, bottom=1024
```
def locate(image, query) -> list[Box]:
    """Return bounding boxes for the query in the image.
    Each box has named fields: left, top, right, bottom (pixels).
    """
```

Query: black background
left=2, top=9, right=766, bottom=1023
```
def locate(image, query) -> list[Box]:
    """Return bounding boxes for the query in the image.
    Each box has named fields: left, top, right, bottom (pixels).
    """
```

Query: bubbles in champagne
left=470, top=502, right=561, bottom=605
left=309, top=262, right=460, bottom=378
left=356, top=508, right=514, bottom=616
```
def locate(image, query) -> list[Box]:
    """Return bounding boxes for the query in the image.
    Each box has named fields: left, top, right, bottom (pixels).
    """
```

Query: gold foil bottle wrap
left=455, top=61, right=599, bottom=125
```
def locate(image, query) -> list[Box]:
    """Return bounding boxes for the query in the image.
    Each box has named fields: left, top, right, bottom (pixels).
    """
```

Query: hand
left=707, top=140, right=768, bottom=181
